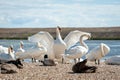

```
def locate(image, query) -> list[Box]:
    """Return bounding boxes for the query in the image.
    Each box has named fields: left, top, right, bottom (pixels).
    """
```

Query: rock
left=72, top=59, right=97, bottom=73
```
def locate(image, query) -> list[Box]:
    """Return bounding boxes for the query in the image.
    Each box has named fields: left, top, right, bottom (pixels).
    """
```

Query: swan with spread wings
left=28, top=26, right=91, bottom=63
left=65, top=33, right=91, bottom=63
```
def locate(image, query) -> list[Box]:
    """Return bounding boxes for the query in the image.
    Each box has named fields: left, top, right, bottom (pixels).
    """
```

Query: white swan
left=16, top=41, right=25, bottom=55
left=28, top=31, right=54, bottom=60
left=16, top=42, right=47, bottom=60
left=15, top=41, right=25, bottom=61
left=65, top=33, right=91, bottom=63
left=0, top=46, right=16, bottom=63
left=53, top=26, right=67, bottom=62
left=19, top=41, right=25, bottom=52
left=86, top=43, right=110, bottom=64
left=0, top=45, right=9, bottom=53
left=104, top=55, right=120, bottom=65
left=28, top=26, right=91, bottom=63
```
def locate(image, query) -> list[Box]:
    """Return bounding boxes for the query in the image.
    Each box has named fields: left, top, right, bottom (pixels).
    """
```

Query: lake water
left=0, top=40, right=120, bottom=61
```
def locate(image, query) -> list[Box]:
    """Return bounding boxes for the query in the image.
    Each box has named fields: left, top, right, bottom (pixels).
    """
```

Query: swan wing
left=28, top=31, right=54, bottom=59
left=64, top=30, right=91, bottom=49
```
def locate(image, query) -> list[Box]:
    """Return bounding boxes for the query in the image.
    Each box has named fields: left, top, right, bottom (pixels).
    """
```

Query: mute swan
left=53, top=26, right=67, bottom=62
left=86, top=43, right=110, bottom=64
left=19, top=41, right=25, bottom=52
left=65, top=33, right=91, bottom=63
left=28, top=26, right=91, bottom=63
left=0, top=45, right=9, bottom=53
left=16, top=42, right=47, bottom=60
left=15, top=41, right=25, bottom=61
left=16, top=41, right=25, bottom=55
left=0, top=45, right=16, bottom=63
left=15, top=41, right=25, bottom=56
left=104, top=55, right=120, bottom=65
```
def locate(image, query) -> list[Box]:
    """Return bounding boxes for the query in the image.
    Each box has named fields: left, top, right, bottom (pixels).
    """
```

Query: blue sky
left=0, top=0, right=120, bottom=28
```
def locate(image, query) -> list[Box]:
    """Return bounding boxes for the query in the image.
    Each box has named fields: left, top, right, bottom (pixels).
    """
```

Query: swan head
left=101, top=43, right=110, bottom=56
left=80, top=33, right=91, bottom=40
left=9, top=45, right=14, bottom=52
left=8, top=45, right=14, bottom=54
left=57, top=26, right=61, bottom=31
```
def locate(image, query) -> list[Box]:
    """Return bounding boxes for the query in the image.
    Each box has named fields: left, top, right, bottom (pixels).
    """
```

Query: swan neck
left=56, top=28, right=62, bottom=39
left=80, top=35, right=88, bottom=50
left=8, top=48, right=10, bottom=54
left=20, top=44, right=23, bottom=49
left=8, top=47, right=13, bottom=54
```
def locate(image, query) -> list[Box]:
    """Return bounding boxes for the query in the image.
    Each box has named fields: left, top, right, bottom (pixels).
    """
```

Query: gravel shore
left=0, top=61, right=120, bottom=80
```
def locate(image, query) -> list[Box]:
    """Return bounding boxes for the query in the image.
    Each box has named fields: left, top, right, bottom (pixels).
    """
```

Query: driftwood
left=72, top=59, right=97, bottom=73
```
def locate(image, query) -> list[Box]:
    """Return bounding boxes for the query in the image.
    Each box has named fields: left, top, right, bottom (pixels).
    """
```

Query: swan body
left=16, top=42, right=47, bottom=60
left=16, top=41, right=25, bottom=57
left=0, top=46, right=16, bottom=62
left=0, top=45, right=8, bottom=53
left=86, top=43, right=110, bottom=64
left=65, top=33, right=91, bottom=63
left=53, top=27, right=66, bottom=60
left=104, top=55, right=120, bottom=65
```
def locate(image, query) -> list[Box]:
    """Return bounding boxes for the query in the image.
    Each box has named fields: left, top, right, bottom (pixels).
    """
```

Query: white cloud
left=0, top=0, right=120, bottom=28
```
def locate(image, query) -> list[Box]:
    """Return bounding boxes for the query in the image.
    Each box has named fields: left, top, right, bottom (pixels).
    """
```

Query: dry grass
left=0, top=27, right=120, bottom=39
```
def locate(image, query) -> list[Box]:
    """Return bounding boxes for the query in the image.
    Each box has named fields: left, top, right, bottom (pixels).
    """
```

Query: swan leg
left=74, top=59, right=77, bottom=63
left=31, top=58, right=33, bottom=62
left=78, top=58, right=80, bottom=62
left=62, top=57, right=64, bottom=64
left=98, top=60, right=100, bottom=65
left=95, top=59, right=97, bottom=65
left=32, top=58, right=36, bottom=63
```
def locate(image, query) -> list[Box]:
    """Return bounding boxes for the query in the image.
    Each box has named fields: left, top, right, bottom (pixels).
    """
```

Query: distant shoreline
left=0, top=27, right=120, bottom=40
left=0, top=37, right=120, bottom=40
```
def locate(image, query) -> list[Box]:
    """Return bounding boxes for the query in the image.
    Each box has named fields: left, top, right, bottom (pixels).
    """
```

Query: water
left=0, top=40, right=120, bottom=60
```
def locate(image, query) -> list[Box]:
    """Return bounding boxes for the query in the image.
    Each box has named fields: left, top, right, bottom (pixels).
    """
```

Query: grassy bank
left=0, top=37, right=120, bottom=40
left=0, top=27, right=120, bottom=40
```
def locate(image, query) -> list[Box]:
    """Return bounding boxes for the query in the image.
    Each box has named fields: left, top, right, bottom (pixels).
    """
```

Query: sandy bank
left=0, top=61, right=120, bottom=80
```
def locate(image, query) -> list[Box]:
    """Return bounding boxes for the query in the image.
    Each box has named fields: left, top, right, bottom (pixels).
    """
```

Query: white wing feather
left=28, top=31, right=54, bottom=59
left=64, top=30, right=91, bottom=49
